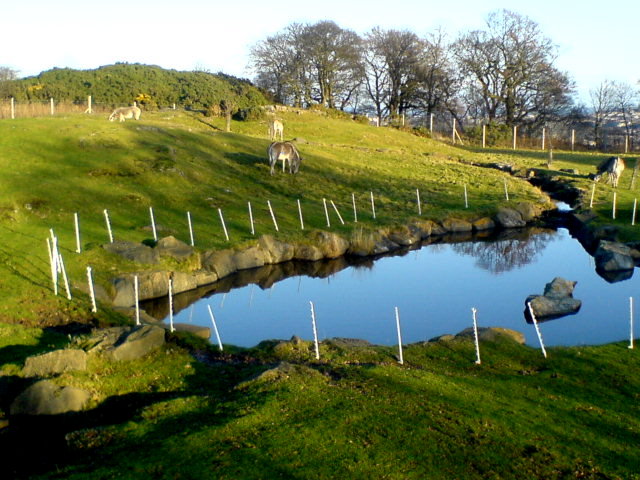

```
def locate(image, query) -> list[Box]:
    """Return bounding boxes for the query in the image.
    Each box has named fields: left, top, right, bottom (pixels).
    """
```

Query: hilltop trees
left=250, top=21, right=363, bottom=109
left=249, top=10, right=575, bottom=132
left=453, top=10, right=574, bottom=128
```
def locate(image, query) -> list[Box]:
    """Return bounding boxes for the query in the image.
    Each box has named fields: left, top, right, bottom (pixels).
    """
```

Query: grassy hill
left=1, top=108, right=639, bottom=478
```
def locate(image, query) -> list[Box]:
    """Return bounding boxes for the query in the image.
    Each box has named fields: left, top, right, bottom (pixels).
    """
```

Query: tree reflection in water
left=451, top=228, right=556, bottom=274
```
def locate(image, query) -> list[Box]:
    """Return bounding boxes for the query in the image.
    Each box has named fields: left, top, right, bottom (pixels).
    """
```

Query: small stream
left=143, top=225, right=637, bottom=349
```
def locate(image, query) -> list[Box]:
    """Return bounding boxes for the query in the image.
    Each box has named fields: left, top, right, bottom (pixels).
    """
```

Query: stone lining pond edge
left=108, top=201, right=550, bottom=310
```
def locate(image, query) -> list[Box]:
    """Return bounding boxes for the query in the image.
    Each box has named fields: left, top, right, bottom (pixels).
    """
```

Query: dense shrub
left=4, top=63, right=268, bottom=112
left=465, top=122, right=512, bottom=147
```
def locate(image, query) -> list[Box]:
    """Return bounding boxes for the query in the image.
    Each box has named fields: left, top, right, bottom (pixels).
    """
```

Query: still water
left=149, top=227, right=638, bottom=348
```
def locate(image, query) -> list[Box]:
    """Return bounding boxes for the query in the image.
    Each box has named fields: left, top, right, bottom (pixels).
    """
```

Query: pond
left=143, top=226, right=637, bottom=349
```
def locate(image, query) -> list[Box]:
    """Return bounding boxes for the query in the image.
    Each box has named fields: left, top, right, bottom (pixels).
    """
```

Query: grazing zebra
left=268, top=119, right=284, bottom=141
left=268, top=141, right=301, bottom=175
left=594, top=156, right=625, bottom=188
left=109, top=106, right=141, bottom=122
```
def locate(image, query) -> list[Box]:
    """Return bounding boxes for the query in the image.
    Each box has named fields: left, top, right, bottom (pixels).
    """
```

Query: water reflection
left=144, top=227, right=639, bottom=348
left=451, top=228, right=556, bottom=274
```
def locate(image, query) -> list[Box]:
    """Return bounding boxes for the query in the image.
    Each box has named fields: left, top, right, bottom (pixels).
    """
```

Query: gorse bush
left=4, top=63, right=268, bottom=112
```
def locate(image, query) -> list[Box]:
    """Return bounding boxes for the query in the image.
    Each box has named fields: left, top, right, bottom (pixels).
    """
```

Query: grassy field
left=1, top=323, right=639, bottom=479
left=0, top=109, right=556, bottom=325
left=1, top=109, right=639, bottom=478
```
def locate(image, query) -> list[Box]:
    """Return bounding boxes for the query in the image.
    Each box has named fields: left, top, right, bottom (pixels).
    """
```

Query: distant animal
left=594, top=156, right=625, bottom=188
left=268, top=119, right=284, bottom=141
left=268, top=141, right=301, bottom=175
left=109, top=106, right=141, bottom=122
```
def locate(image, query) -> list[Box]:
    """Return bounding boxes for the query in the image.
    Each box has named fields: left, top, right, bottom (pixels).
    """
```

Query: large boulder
left=156, top=236, right=197, bottom=263
left=293, top=244, right=325, bottom=261
left=201, top=249, right=237, bottom=279
left=258, top=235, right=295, bottom=264
left=10, top=380, right=90, bottom=416
left=387, top=225, right=421, bottom=246
left=494, top=207, right=526, bottom=228
left=440, top=218, right=473, bottom=233
left=107, top=325, right=166, bottom=361
left=594, top=241, right=635, bottom=272
left=103, top=240, right=159, bottom=264
left=112, top=271, right=171, bottom=306
left=233, top=246, right=266, bottom=270
left=22, top=349, right=87, bottom=377
left=525, top=277, right=581, bottom=322
left=312, top=231, right=349, bottom=258
left=472, top=217, right=496, bottom=231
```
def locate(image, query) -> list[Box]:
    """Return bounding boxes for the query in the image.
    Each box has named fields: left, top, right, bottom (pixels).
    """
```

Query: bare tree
left=612, top=81, right=638, bottom=141
left=365, top=28, right=425, bottom=120
left=453, top=9, right=573, bottom=127
left=589, top=80, right=616, bottom=148
left=300, top=21, right=363, bottom=109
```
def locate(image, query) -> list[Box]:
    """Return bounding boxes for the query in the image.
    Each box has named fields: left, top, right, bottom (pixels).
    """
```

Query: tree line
left=249, top=9, right=639, bottom=146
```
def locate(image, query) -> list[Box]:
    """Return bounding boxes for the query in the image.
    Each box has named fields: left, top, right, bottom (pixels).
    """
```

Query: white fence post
left=87, top=266, right=97, bottom=313
left=187, top=211, right=195, bottom=246
left=218, top=208, right=229, bottom=241
left=309, top=301, right=320, bottom=360
left=149, top=207, right=158, bottom=241
left=267, top=200, right=279, bottom=232
left=416, top=188, right=422, bottom=215
left=50, top=98, right=54, bottom=116
left=10, top=98, right=15, bottom=119
left=330, top=200, right=345, bottom=225
left=352, top=193, right=358, bottom=223
left=370, top=192, right=376, bottom=219
left=472, top=307, right=481, bottom=365
left=323, top=198, right=331, bottom=227
left=395, top=307, right=404, bottom=365
left=74, top=212, right=81, bottom=253
left=207, top=304, right=223, bottom=351
left=297, top=199, right=304, bottom=230
left=542, top=127, right=546, bottom=151
left=248, top=201, right=255, bottom=235
left=527, top=302, right=548, bottom=358
left=103, top=209, right=114, bottom=243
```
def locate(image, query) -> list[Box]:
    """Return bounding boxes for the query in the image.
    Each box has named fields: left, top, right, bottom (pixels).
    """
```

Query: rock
left=193, top=270, right=218, bottom=287
left=293, top=244, right=324, bottom=261
left=103, top=240, right=159, bottom=264
left=233, top=246, right=266, bottom=270
left=22, top=349, right=88, bottom=377
left=543, top=277, right=576, bottom=298
left=494, top=207, right=526, bottom=228
left=472, top=217, right=496, bottom=231
left=156, top=236, right=197, bottom=263
left=201, top=249, right=237, bottom=279
left=514, top=202, right=543, bottom=222
left=455, top=327, right=525, bottom=344
left=441, top=218, right=473, bottom=233
left=10, top=380, right=90, bottom=416
left=172, top=323, right=211, bottom=339
left=525, top=277, right=581, bottom=321
left=108, top=325, right=166, bottom=361
left=594, top=241, right=635, bottom=272
left=171, top=271, right=198, bottom=294
left=312, top=231, right=349, bottom=258
left=112, top=271, right=171, bottom=306
left=258, top=235, right=295, bottom=264
left=410, top=219, right=435, bottom=239
left=387, top=225, right=421, bottom=246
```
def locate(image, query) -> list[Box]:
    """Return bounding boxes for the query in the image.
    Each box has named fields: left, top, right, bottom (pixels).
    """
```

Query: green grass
left=1, top=330, right=637, bottom=479
left=1, top=110, right=640, bottom=478
left=0, top=110, right=552, bottom=325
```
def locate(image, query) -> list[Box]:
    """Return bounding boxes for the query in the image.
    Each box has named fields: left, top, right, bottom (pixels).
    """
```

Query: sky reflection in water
left=163, top=228, right=638, bottom=348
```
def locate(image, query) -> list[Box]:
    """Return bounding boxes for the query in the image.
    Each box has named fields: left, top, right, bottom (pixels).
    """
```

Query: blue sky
left=3, top=0, right=637, bottom=104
